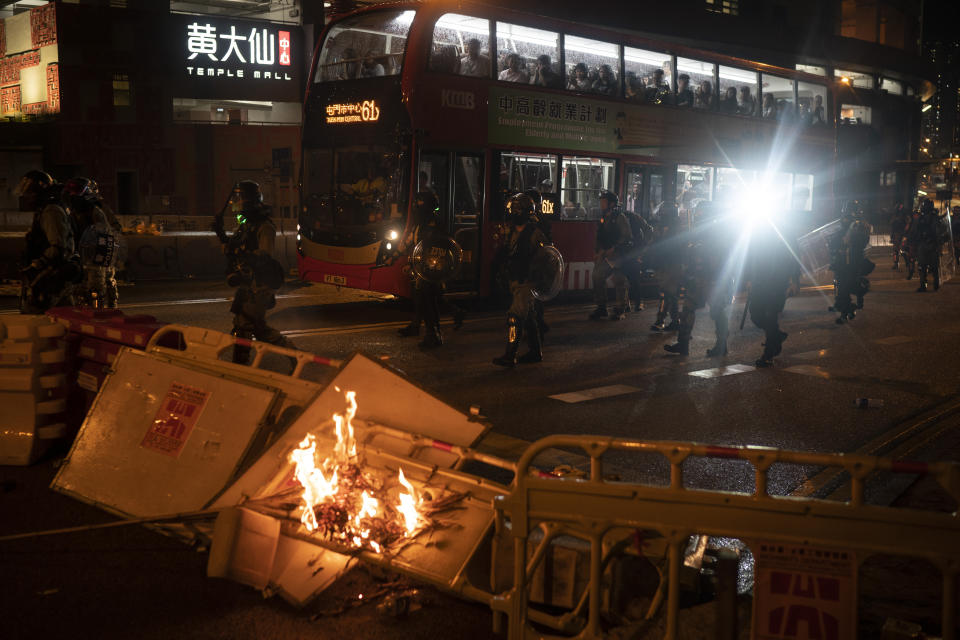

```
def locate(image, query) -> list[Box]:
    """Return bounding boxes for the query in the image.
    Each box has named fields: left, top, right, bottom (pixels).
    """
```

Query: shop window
left=797, top=82, right=827, bottom=126
left=624, top=47, right=671, bottom=105
left=430, top=14, right=491, bottom=77
left=495, top=22, right=559, bottom=85
left=112, top=73, right=131, bottom=107
left=718, top=66, right=757, bottom=116
left=761, top=74, right=795, bottom=121
left=564, top=35, right=619, bottom=97
left=880, top=78, right=903, bottom=95
left=677, top=57, right=716, bottom=110
left=880, top=171, right=896, bottom=187
left=560, top=156, right=616, bottom=220
left=835, top=68, right=873, bottom=89
left=316, top=10, right=414, bottom=82
left=840, top=104, right=871, bottom=125
left=715, top=167, right=753, bottom=205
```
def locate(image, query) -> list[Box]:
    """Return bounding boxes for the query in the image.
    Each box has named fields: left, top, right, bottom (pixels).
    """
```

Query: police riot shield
left=797, top=219, right=842, bottom=286
left=411, top=235, right=463, bottom=283
left=530, top=244, right=565, bottom=301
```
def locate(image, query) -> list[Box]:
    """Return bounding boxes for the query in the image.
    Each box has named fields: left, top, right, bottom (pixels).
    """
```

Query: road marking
left=874, top=335, right=915, bottom=345
left=549, top=384, right=641, bottom=404
left=791, top=397, right=960, bottom=499
left=688, top=364, right=755, bottom=379
left=791, top=349, right=830, bottom=360
left=476, top=432, right=588, bottom=469
left=782, top=365, right=831, bottom=379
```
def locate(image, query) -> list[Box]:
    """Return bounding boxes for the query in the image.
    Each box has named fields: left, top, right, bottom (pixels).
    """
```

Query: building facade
left=0, top=0, right=307, bottom=220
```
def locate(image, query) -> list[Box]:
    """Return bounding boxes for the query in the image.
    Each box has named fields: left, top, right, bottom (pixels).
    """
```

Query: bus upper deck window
left=431, top=14, right=491, bottom=77
left=316, top=10, right=415, bottom=82
left=495, top=22, right=559, bottom=86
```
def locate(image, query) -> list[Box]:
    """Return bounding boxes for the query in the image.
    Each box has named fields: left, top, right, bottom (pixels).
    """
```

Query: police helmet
left=63, top=177, right=102, bottom=210
left=231, top=180, right=263, bottom=209
left=841, top=199, right=862, bottom=218
left=599, top=189, right=619, bottom=206
left=17, top=170, right=58, bottom=211
left=505, top=192, right=536, bottom=224
left=919, top=198, right=935, bottom=215
left=522, top=188, right=542, bottom=210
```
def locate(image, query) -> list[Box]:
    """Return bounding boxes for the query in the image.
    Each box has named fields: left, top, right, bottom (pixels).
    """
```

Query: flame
left=397, top=467, right=421, bottom=534
left=287, top=391, right=427, bottom=552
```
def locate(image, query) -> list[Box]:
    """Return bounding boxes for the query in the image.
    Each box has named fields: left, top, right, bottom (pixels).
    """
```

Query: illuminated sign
left=326, top=100, right=381, bottom=124
left=541, top=199, right=555, bottom=215
left=185, top=20, right=293, bottom=81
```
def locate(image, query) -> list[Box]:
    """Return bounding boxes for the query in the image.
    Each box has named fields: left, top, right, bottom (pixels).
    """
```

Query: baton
left=739, top=287, right=751, bottom=330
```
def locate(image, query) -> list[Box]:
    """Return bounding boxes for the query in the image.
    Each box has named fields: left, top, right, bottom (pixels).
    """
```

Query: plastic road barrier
left=0, top=315, right=69, bottom=465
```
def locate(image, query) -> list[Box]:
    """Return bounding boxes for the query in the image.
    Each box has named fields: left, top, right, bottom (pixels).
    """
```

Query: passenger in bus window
left=568, top=63, right=592, bottom=92
left=360, top=52, right=385, bottom=77
left=719, top=86, right=738, bottom=114
left=592, top=64, right=619, bottom=96
left=812, top=94, right=825, bottom=125
left=694, top=80, right=715, bottom=109
left=675, top=74, right=694, bottom=107
left=645, top=68, right=670, bottom=104
left=459, top=38, right=491, bottom=78
left=738, top=85, right=756, bottom=116
left=563, top=198, right=587, bottom=219
left=531, top=54, right=562, bottom=89
left=498, top=53, right=530, bottom=83
left=762, top=93, right=777, bottom=119
left=625, top=72, right=644, bottom=102
left=432, top=45, right=460, bottom=74
left=338, top=47, right=361, bottom=80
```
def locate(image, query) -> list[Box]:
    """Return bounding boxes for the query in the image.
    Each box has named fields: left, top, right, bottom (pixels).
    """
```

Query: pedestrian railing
left=491, top=436, right=960, bottom=640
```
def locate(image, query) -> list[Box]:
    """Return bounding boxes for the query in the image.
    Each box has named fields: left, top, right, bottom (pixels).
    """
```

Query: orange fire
left=288, top=391, right=424, bottom=551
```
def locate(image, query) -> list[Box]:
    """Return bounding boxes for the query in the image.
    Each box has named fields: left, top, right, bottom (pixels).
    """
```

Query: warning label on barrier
left=752, top=542, right=856, bottom=640
left=140, top=381, right=211, bottom=458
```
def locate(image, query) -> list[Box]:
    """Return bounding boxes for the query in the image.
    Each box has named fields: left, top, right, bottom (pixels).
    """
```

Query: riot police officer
left=914, top=198, right=943, bottom=292
left=650, top=198, right=683, bottom=331
left=747, top=212, right=799, bottom=367
left=829, top=200, right=871, bottom=324
left=398, top=190, right=448, bottom=348
left=589, top=190, right=633, bottom=320
left=493, top=193, right=549, bottom=367
left=523, top=187, right=551, bottom=336
left=17, top=170, right=78, bottom=313
left=889, top=204, right=909, bottom=270
left=62, top=177, right=121, bottom=309
left=217, top=180, right=294, bottom=364
left=663, top=206, right=734, bottom=357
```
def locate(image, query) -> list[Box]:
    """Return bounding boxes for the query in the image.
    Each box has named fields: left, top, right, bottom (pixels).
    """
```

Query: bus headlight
left=388, top=229, right=399, bottom=241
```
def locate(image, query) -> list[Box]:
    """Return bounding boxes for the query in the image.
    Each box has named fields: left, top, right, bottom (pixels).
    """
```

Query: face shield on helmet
left=230, top=180, right=264, bottom=221
left=17, top=170, right=55, bottom=212
left=62, top=177, right=101, bottom=212
left=598, top=189, right=619, bottom=208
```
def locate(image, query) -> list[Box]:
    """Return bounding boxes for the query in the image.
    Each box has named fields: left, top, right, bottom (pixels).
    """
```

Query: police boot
left=589, top=305, right=608, bottom=320
left=706, top=339, right=727, bottom=357
left=519, top=318, right=543, bottom=364
left=650, top=296, right=667, bottom=331
left=493, top=315, right=523, bottom=367
left=663, top=340, right=688, bottom=356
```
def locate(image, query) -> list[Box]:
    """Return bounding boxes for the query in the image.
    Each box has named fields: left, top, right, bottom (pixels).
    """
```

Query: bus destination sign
left=326, top=100, right=381, bottom=124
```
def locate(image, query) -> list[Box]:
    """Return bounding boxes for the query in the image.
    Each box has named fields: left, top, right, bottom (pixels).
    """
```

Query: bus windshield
left=303, top=147, right=406, bottom=230
left=315, top=10, right=416, bottom=83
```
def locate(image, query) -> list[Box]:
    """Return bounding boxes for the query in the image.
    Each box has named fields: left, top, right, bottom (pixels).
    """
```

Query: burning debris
left=256, top=391, right=466, bottom=556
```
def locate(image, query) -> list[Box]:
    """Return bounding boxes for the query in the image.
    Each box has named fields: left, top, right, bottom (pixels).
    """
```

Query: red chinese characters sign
left=140, top=382, right=211, bottom=458
left=752, top=542, right=856, bottom=640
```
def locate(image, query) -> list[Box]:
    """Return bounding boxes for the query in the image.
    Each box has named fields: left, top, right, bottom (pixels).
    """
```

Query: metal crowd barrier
left=492, top=436, right=960, bottom=640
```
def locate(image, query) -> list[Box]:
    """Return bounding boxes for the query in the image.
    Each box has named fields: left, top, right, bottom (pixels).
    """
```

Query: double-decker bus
left=298, top=1, right=836, bottom=297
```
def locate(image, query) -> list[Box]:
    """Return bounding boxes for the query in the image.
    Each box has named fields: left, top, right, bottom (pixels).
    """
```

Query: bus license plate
left=324, top=274, right=347, bottom=286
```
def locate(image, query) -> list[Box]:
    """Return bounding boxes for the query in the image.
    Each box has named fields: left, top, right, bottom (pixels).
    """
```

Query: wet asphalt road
left=1, top=247, right=959, bottom=639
